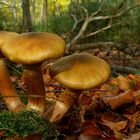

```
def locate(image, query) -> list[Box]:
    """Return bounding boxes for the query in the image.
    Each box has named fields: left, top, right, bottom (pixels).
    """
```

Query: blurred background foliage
left=0, top=0, right=140, bottom=44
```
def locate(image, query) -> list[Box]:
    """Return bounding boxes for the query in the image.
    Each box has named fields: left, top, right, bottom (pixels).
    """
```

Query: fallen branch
left=111, top=64, right=140, bottom=75
left=68, top=42, right=140, bottom=57
left=66, top=1, right=140, bottom=49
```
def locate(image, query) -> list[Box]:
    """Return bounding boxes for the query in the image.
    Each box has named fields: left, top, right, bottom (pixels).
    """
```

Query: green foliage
left=0, top=111, right=58, bottom=140
left=0, top=0, right=139, bottom=43
left=0, top=11, right=4, bottom=30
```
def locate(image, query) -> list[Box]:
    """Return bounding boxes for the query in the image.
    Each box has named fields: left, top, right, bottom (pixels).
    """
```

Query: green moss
left=0, top=111, right=58, bottom=140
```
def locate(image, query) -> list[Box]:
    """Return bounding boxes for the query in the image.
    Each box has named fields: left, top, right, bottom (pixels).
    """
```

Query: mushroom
left=1, top=32, right=66, bottom=113
left=49, top=53, right=111, bottom=122
left=0, top=31, right=25, bottom=112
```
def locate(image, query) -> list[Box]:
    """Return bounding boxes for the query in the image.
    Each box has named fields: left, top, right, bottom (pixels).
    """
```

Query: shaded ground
left=1, top=49, right=140, bottom=139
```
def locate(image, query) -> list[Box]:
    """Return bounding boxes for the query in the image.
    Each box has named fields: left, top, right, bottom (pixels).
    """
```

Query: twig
left=91, top=0, right=105, bottom=17
left=6, top=61, right=22, bottom=76
left=83, top=21, right=121, bottom=38
left=70, top=13, right=84, bottom=33
left=66, top=2, right=140, bottom=49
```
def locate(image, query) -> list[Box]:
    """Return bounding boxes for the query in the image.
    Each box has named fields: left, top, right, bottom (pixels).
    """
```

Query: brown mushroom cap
left=49, top=53, right=111, bottom=90
left=0, top=31, right=18, bottom=45
left=0, top=31, right=18, bottom=57
left=1, top=32, right=66, bottom=64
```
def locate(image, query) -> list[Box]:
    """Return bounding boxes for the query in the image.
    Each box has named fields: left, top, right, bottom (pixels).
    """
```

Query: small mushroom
left=0, top=31, right=25, bottom=112
left=1, top=32, right=66, bottom=113
left=49, top=53, right=111, bottom=122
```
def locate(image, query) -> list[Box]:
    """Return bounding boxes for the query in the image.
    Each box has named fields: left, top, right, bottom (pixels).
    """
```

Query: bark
left=68, top=42, right=140, bottom=57
left=13, top=0, right=17, bottom=24
left=30, top=0, right=36, bottom=24
left=39, top=0, right=48, bottom=30
left=22, top=0, right=32, bottom=32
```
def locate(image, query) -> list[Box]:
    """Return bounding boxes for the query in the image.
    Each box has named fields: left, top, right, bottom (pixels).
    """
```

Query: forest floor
left=1, top=48, right=140, bottom=140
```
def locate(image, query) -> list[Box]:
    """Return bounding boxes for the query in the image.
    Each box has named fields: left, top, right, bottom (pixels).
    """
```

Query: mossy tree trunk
left=22, top=0, right=32, bottom=33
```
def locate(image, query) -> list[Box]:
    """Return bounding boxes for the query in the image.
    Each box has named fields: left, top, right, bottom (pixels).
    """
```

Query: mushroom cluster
left=0, top=31, right=111, bottom=140
left=0, top=32, right=111, bottom=122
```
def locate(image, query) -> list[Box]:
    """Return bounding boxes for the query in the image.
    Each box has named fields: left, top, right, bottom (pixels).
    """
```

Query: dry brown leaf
left=128, top=74, right=140, bottom=90
left=101, top=111, right=127, bottom=132
left=123, top=131, right=140, bottom=140
left=123, top=105, right=137, bottom=114
left=111, top=75, right=131, bottom=91
left=80, top=121, right=101, bottom=136
left=43, top=69, right=52, bottom=83
left=124, top=111, right=140, bottom=129
left=99, top=83, right=120, bottom=96
left=78, top=94, right=92, bottom=106
left=102, top=111, right=122, bottom=122
left=133, top=90, right=140, bottom=105
left=102, top=120, right=127, bottom=131
left=103, top=90, right=133, bottom=110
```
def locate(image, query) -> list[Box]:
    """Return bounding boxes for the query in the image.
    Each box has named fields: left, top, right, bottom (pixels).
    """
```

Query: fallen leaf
left=103, top=90, right=133, bottom=110
left=101, top=111, right=122, bottom=122
left=99, top=83, right=119, bottom=96
left=128, top=74, right=140, bottom=90
left=80, top=121, right=101, bottom=136
left=123, top=131, right=140, bottom=140
left=101, top=119, right=127, bottom=132
left=124, top=111, right=140, bottom=130
left=114, top=75, right=131, bottom=91
left=132, top=90, right=140, bottom=105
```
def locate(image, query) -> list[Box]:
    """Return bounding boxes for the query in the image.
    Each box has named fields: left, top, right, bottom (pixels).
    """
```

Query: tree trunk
left=13, top=0, right=17, bottom=24
left=39, top=0, right=48, bottom=30
left=54, top=0, right=61, bottom=16
left=22, top=0, right=32, bottom=32
left=31, top=0, right=36, bottom=25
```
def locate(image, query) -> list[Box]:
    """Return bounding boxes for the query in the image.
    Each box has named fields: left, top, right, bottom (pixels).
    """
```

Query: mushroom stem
left=0, top=59, right=25, bottom=112
left=23, top=63, right=45, bottom=114
left=50, top=89, right=78, bottom=123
